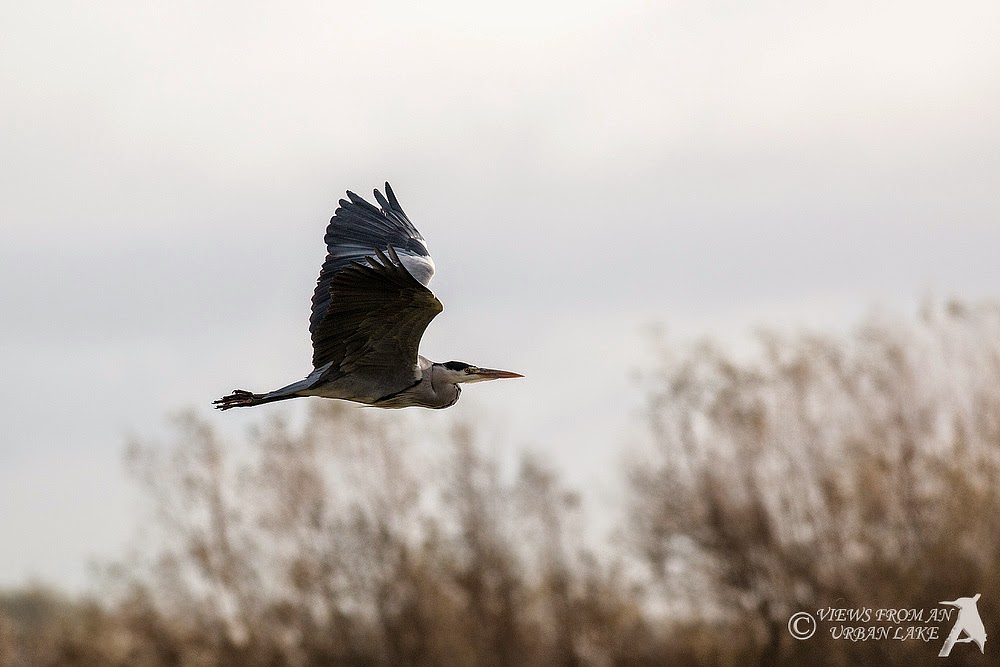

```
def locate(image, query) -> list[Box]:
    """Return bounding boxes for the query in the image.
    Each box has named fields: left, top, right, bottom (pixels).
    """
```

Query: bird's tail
left=212, top=389, right=298, bottom=410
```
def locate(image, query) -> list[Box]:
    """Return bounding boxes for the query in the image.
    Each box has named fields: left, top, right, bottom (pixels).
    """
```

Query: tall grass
left=2, top=301, right=998, bottom=666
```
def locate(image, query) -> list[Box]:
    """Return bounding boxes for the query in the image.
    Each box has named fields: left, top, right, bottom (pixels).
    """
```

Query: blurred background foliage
left=2, top=300, right=998, bottom=666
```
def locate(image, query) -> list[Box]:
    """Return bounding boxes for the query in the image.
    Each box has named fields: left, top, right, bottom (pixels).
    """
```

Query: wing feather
left=310, top=183, right=436, bottom=369
left=309, top=183, right=442, bottom=390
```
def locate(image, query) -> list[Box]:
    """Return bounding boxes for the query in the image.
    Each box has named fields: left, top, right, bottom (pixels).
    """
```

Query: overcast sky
left=2, top=0, right=998, bottom=591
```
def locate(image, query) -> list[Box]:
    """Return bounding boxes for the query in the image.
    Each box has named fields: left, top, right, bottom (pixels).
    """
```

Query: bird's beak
left=474, top=367, right=524, bottom=380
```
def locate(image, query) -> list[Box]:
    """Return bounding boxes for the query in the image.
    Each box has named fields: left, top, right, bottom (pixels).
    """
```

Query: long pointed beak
left=475, top=367, right=524, bottom=380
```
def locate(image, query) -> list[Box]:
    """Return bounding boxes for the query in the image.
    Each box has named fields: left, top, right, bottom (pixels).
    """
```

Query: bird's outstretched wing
left=310, top=184, right=440, bottom=379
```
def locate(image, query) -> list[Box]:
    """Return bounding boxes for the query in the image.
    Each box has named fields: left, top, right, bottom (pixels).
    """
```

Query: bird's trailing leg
left=213, top=377, right=315, bottom=410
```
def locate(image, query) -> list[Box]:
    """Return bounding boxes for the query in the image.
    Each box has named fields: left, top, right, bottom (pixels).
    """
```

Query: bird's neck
left=426, top=363, right=462, bottom=408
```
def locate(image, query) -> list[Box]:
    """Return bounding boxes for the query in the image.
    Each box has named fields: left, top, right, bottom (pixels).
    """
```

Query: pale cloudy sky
left=2, top=0, right=998, bottom=590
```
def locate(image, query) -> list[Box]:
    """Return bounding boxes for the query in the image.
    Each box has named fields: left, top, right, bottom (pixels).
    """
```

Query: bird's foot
left=212, top=389, right=259, bottom=410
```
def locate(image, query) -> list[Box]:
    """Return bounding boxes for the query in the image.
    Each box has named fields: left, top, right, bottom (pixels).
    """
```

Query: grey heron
left=214, top=183, right=522, bottom=411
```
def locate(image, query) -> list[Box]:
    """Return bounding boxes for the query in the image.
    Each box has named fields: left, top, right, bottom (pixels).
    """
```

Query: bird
left=214, top=182, right=522, bottom=411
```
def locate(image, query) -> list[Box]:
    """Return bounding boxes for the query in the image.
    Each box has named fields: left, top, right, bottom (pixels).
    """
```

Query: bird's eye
left=465, top=367, right=478, bottom=374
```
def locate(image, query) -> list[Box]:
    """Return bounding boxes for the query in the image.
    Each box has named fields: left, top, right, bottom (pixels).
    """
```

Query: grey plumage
left=214, top=183, right=521, bottom=411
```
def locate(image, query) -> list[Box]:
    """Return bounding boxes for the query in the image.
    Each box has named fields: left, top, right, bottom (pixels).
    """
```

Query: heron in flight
left=214, top=183, right=522, bottom=411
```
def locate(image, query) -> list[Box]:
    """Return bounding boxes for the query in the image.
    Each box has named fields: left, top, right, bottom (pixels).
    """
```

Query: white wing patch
left=398, top=250, right=436, bottom=287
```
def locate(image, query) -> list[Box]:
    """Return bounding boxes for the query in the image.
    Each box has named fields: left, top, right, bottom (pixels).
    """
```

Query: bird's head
left=438, top=361, right=523, bottom=384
